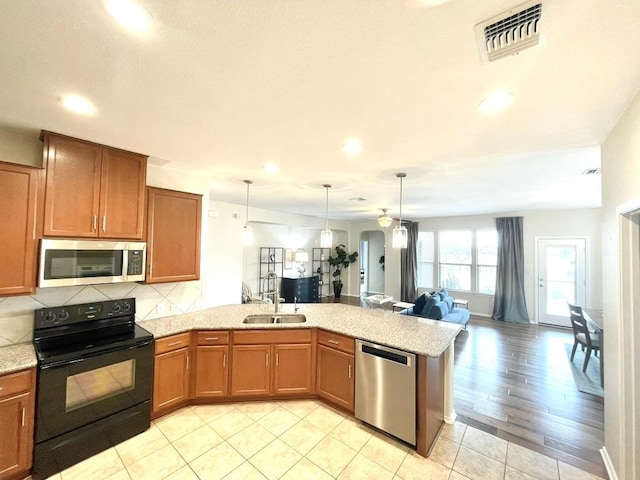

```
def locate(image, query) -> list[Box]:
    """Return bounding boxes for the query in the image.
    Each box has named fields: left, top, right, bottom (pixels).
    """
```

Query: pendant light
left=320, top=184, right=333, bottom=248
left=240, top=180, right=254, bottom=246
left=392, top=173, right=408, bottom=249
left=377, top=208, right=393, bottom=228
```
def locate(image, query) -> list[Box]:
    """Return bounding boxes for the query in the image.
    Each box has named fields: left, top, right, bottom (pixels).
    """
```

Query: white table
left=453, top=298, right=468, bottom=309
left=393, top=301, right=415, bottom=314
left=365, top=294, right=394, bottom=309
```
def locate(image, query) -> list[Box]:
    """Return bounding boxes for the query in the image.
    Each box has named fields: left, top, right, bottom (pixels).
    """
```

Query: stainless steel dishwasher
left=355, top=339, right=416, bottom=445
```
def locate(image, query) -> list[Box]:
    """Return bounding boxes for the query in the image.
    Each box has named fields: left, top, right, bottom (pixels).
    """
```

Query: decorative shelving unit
left=259, top=247, right=284, bottom=301
left=312, top=248, right=331, bottom=300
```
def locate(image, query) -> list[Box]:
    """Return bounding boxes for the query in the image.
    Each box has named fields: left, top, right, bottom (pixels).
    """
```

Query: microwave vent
left=475, top=1, right=542, bottom=63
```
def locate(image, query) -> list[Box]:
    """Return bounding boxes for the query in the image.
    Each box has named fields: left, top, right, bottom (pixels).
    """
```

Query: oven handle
left=39, top=339, right=154, bottom=370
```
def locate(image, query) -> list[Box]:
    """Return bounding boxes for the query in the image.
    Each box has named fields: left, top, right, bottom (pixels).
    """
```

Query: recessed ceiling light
left=263, top=162, right=279, bottom=174
left=61, top=95, right=97, bottom=115
left=342, top=138, right=363, bottom=156
left=349, top=197, right=367, bottom=202
left=479, top=92, right=514, bottom=113
left=105, top=0, right=152, bottom=33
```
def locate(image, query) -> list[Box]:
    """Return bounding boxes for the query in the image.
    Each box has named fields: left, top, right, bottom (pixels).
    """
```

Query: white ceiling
left=1, top=0, right=639, bottom=221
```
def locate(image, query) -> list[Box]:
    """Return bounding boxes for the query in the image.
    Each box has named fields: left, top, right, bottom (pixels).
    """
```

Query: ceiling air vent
left=582, top=168, right=601, bottom=175
left=475, top=1, right=542, bottom=63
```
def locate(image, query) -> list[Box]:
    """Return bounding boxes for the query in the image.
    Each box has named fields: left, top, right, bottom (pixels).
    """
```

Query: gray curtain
left=400, top=222, right=419, bottom=302
left=492, top=217, right=529, bottom=323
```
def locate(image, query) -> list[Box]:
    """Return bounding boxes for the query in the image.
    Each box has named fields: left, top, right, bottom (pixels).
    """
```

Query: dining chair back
left=568, top=302, right=600, bottom=372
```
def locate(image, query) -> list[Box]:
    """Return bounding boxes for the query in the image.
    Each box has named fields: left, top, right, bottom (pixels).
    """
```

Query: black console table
left=281, top=276, right=319, bottom=303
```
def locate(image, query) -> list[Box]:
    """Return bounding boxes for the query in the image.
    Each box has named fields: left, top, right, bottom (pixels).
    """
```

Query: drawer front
left=155, top=332, right=191, bottom=354
left=197, top=331, right=229, bottom=345
left=0, top=368, right=33, bottom=399
left=233, top=329, right=312, bottom=345
left=317, top=329, right=355, bottom=354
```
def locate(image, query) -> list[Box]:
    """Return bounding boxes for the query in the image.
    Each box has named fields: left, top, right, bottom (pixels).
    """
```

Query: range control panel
left=35, top=298, right=136, bottom=329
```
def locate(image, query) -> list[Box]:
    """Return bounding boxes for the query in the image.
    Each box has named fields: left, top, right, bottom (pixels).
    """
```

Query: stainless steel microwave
left=38, top=239, right=146, bottom=287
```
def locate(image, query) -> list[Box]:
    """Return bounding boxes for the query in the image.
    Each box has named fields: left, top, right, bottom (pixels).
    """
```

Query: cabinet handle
left=186, top=354, right=190, bottom=370
left=223, top=353, right=226, bottom=368
left=276, top=353, right=279, bottom=366
left=21, top=407, right=26, bottom=427
left=102, top=215, right=107, bottom=233
left=266, top=353, right=269, bottom=366
left=93, top=215, right=97, bottom=231
left=167, top=341, right=182, bottom=347
left=328, top=339, right=339, bottom=345
left=205, top=337, right=219, bottom=341
left=348, top=364, right=352, bottom=379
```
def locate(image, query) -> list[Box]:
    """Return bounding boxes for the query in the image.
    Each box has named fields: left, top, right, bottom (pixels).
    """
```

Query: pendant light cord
left=323, top=184, right=331, bottom=230
left=244, top=180, right=252, bottom=226
left=396, top=173, right=406, bottom=226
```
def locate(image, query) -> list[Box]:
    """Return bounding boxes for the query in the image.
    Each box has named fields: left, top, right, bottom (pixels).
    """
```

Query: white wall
left=0, top=128, right=40, bottom=167
left=601, top=88, right=640, bottom=479
left=350, top=209, right=602, bottom=318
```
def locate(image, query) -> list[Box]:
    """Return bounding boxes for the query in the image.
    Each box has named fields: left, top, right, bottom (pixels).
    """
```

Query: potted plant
left=328, top=244, right=358, bottom=298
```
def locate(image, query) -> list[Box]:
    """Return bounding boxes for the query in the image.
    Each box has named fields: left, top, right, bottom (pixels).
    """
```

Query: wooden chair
left=568, top=303, right=600, bottom=372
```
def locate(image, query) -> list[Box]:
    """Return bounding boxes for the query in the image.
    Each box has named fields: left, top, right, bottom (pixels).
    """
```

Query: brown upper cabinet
left=0, top=162, right=41, bottom=296
left=145, top=187, right=202, bottom=283
left=41, top=131, right=147, bottom=239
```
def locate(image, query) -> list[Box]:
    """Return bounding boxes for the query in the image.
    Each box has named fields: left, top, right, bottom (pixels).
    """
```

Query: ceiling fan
left=376, top=209, right=395, bottom=228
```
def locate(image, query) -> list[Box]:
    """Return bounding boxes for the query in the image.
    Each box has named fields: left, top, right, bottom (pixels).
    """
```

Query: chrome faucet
left=265, top=271, right=281, bottom=313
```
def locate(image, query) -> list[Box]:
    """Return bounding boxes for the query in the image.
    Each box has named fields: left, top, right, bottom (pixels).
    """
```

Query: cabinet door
left=230, top=345, right=270, bottom=396
left=146, top=187, right=202, bottom=283
left=273, top=344, right=313, bottom=394
left=317, top=345, right=354, bottom=412
left=99, top=149, right=146, bottom=239
left=0, top=393, right=33, bottom=479
left=153, top=347, right=190, bottom=414
left=194, top=346, right=229, bottom=398
left=43, top=134, right=102, bottom=237
left=0, top=163, right=39, bottom=296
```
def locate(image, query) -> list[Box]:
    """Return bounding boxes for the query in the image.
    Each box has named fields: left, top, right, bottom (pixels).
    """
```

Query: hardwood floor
left=333, top=296, right=607, bottom=478
left=454, top=316, right=606, bottom=478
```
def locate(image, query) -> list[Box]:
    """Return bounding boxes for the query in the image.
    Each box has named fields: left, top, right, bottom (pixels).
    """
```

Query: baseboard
left=600, top=446, right=619, bottom=480
left=444, top=411, right=457, bottom=424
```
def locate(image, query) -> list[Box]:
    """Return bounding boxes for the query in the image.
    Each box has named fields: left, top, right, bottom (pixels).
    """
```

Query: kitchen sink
left=242, top=314, right=307, bottom=324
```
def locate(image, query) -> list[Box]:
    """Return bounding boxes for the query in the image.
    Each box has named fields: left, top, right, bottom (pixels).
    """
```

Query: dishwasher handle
left=359, top=342, right=413, bottom=367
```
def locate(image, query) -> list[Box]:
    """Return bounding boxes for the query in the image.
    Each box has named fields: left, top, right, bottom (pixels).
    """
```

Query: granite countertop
left=0, top=343, right=37, bottom=376
left=0, top=303, right=461, bottom=376
left=139, top=303, right=461, bottom=358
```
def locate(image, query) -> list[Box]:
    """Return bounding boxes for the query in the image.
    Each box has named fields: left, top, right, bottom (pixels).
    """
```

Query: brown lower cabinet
left=230, top=329, right=314, bottom=397
left=193, top=331, right=230, bottom=398
left=316, top=330, right=355, bottom=412
left=152, top=333, right=191, bottom=416
left=0, top=369, right=35, bottom=480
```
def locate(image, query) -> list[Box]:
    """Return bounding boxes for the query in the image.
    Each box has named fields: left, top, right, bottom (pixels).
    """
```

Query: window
left=417, top=232, right=435, bottom=288
left=476, top=229, right=498, bottom=295
left=416, top=228, right=498, bottom=294
left=439, top=230, right=472, bottom=291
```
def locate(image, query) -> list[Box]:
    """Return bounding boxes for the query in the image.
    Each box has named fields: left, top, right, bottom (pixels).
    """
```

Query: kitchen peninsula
left=139, top=302, right=461, bottom=457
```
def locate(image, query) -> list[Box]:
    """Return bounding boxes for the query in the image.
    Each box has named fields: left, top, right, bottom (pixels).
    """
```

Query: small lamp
left=295, top=250, right=309, bottom=276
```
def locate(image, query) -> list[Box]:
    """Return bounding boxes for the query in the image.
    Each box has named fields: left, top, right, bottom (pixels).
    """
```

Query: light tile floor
left=41, top=401, right=605, bottom=480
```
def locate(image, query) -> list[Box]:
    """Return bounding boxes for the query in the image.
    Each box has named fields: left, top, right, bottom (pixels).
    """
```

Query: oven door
left=35, top=340, right=153, bottom=443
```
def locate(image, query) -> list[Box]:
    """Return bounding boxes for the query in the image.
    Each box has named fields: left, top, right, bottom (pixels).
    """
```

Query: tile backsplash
left=0, top=281, right=202, bottom=346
